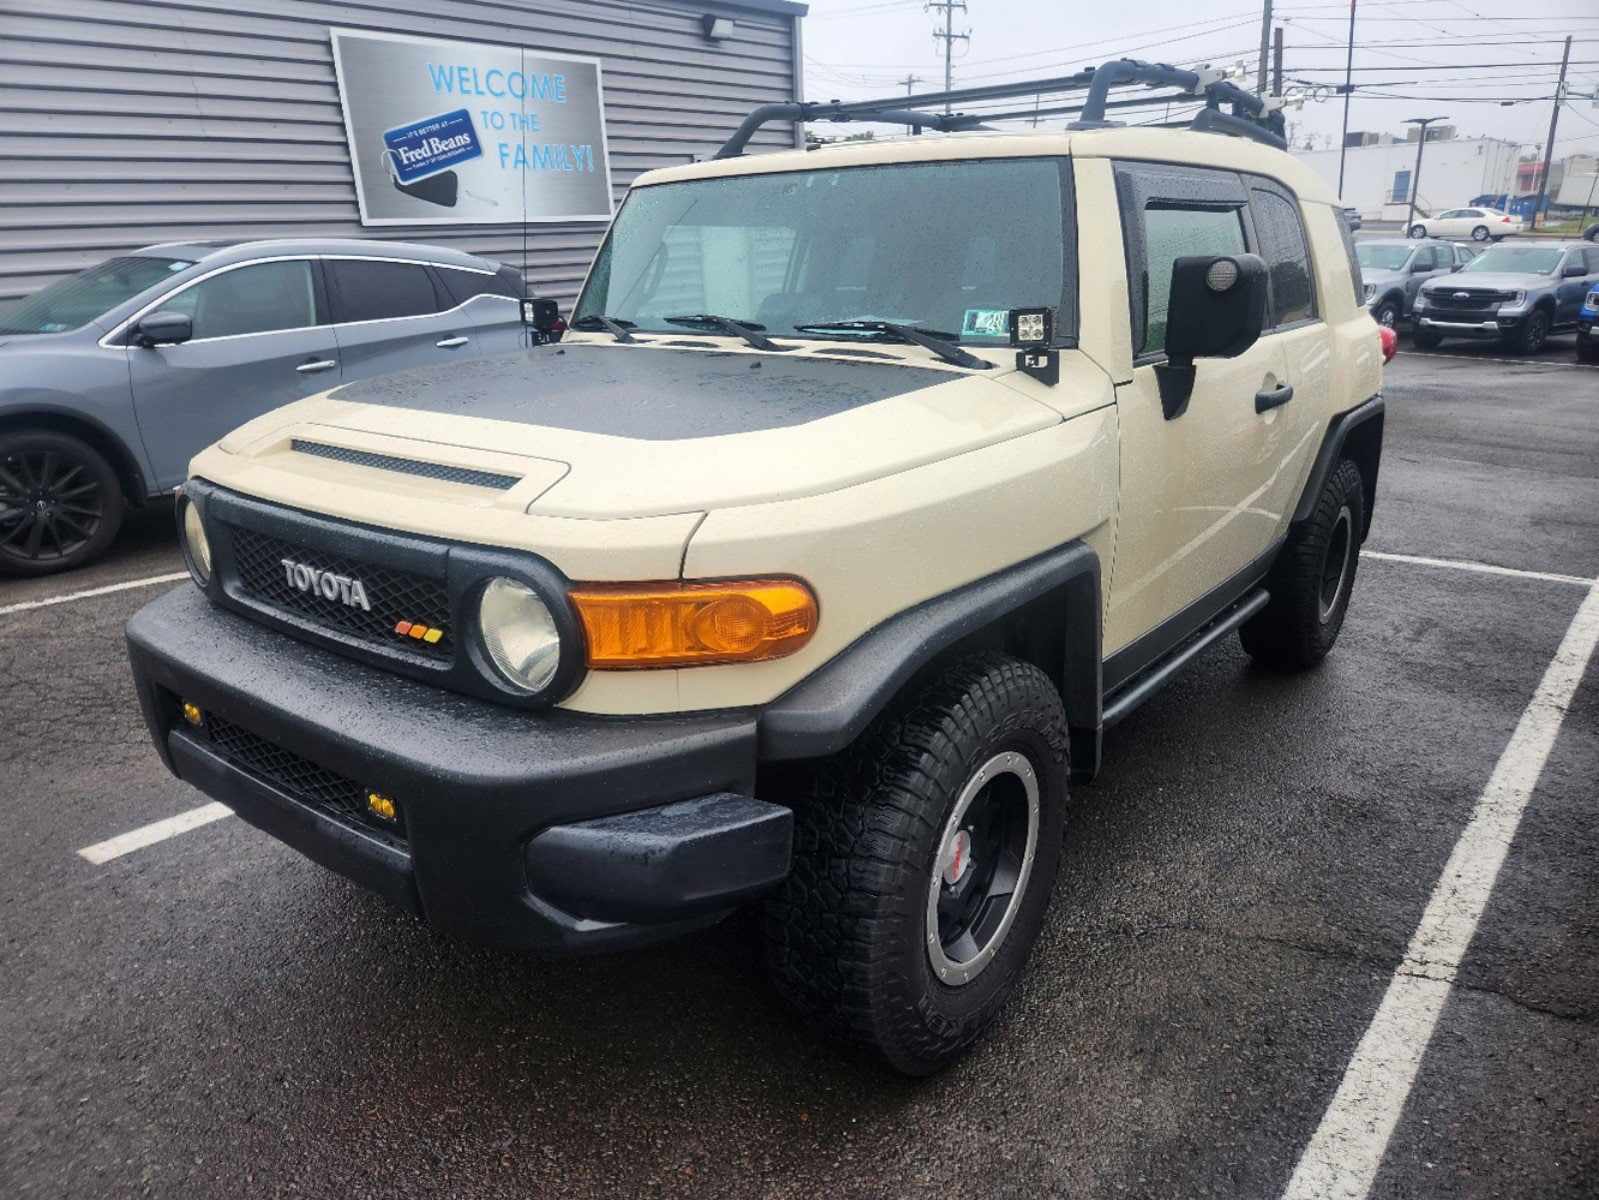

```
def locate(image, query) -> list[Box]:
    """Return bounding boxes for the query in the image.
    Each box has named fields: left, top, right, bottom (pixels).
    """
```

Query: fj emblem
left=280, top=558, right=371, bottom=611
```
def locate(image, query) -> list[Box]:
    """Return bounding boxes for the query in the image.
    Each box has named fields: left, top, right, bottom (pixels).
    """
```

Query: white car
left=1409, top=207, right=1523, bottom=242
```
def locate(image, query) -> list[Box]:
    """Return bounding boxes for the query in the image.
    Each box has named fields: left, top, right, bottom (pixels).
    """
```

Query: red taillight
left=1502, top=216, right=1512, bottom=223
left=1379, top=324, right=1398, bottom=364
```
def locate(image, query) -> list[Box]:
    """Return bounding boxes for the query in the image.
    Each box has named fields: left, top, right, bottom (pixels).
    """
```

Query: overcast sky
left=799, top=0, right=1599, bottom=160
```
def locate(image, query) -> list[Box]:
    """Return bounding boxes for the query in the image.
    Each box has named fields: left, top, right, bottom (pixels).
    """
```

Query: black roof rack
left=714, top=58, right=1289, bottom=160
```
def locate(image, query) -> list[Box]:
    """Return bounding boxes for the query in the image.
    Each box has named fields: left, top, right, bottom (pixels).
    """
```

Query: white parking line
left=1361, top=550, right=1595, bottom=588
left=77, top=802, right=234, bottom=864
left=0, top=572, right=187, bottom=617
left=1283, top=581, right=1599, bottom=1200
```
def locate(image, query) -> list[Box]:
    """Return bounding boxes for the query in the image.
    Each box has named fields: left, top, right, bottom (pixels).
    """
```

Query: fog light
left=367, top=792, right=397, bottom=822
left=181, top=701, right=204, bottom=728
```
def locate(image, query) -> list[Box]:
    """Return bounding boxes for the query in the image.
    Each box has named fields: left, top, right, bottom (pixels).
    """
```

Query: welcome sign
left=331, top=29, right=614, bottom=226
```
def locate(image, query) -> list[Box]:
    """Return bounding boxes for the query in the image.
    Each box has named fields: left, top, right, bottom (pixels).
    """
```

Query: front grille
left=204, top=713, right=405, bottom=846
left=1427, top=290, right=1509, bottom=312
left=290, top=440, right=521, bottom=491
left=230, top=526, right=453, bottom=658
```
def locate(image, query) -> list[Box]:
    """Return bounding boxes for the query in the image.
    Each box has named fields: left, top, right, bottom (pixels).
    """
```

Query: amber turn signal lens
left=180, top=701, right=204, bottom=728
left=570, top=579, right=818, bottom=669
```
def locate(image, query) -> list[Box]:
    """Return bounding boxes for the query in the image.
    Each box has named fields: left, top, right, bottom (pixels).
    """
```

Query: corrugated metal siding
left=0, top=0, right=804, bottom=306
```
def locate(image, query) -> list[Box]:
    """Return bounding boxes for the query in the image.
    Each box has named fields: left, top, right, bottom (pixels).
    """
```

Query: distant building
left=1291, top=131, right=1519, bottom=222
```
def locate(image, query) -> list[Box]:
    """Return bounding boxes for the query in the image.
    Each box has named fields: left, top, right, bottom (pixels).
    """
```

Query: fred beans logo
left=381, top=108, right=484, bottom=183
left=281, top=558, right=372, bottom=611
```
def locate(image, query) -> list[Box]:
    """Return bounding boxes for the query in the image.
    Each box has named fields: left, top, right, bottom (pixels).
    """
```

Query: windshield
left=575, top=158, right=1071, bottom=342
left=1461, top=245, right=1562, bottom=275
left=0, top=255, right=194, bottom=335
left=1356, top=244, right=1412, bottom=271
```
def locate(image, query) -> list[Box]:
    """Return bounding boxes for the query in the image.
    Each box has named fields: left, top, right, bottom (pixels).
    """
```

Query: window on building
left=1392, top=169, right=1412, bottom=203
left=161, top=259, right=318, bottom=340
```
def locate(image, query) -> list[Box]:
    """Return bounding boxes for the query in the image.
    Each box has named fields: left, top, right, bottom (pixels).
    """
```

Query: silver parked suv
left=0, top=240, right=528, bottom=576
left=1412, top=241, right=1599, bottom=354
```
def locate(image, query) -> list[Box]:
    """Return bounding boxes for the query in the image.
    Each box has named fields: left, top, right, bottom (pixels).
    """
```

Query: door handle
left=435, top=336, right=469, bottom=349
left=1255, top=382, right=1294, bottom=413
left=296, top=359, right=338, bottom=374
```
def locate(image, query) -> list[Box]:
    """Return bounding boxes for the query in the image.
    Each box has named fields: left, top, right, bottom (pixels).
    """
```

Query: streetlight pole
left=1404, top=116, right=1449, bottom=234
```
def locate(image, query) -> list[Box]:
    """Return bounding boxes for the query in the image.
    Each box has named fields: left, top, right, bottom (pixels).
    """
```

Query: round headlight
left=478, top=577, right=562, bottom=693
left=179, top=497, right=211, bottom=585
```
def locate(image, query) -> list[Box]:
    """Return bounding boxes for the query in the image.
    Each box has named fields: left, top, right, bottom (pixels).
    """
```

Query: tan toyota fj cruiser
left=127, top=62, right=1390, bottom=1074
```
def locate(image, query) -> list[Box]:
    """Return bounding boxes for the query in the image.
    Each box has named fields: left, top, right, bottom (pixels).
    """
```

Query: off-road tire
left=1471, top=225, right=1490, bottom=242
left=765, top=653, right=1069, bottom=1076
left=1411, top=326, right=1443, bottom=350
left=0, top=430, right=124, bottom=577
left=1239, top=458, right=1366, bottom=671
left=1372, top=297, right=1400, bottom=328
left=1506, top=308, right=1551, bottom=355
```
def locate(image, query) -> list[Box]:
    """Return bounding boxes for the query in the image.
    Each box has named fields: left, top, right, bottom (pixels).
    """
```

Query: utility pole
left=898, top=73, right=923, bottom=134
left=1533, top=34, right=1572, bottom=229
left=1272, top=25, right=1284, bottom=96
left=926, top=1, right=969, bottom=114
left=1337, top=0, right=1357, bottom=198
left=1404, top=115, right=1450, bottom=233
left=1256, top=0, right=1273, bottom=94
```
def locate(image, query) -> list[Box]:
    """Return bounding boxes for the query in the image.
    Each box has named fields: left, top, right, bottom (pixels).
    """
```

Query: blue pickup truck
left=1579, top=285, right=1598, bottom=363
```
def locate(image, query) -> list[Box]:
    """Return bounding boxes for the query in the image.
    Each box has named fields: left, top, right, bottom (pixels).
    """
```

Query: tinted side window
left=162, top=260, right=317, bottom=340
left=1334, top=208, right=1364, bottom=305
left=435, top=266, right=519, bottom=307
left=1141, top=206, right=1248, bottom=354
left=1250, top=187, right=1317, bottom=326
left=1585, top=247, right=1599, bottom=274
left=327, top=259, right=441, bottom=322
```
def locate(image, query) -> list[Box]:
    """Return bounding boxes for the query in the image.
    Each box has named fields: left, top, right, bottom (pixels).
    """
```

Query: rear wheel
left=0, top=431, right=124, bottom=577
left=1411, top=326, right=1443, bottom=350
left=1240, top=458, right=1366, bottom=671
left=766, top=654, right=1069, bottom=1076
left=1471, top=225, right=1490, bottom=242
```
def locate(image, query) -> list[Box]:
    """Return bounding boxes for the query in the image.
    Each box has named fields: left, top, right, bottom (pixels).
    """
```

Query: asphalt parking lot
left=2, top=347, right=1597, bottom=1199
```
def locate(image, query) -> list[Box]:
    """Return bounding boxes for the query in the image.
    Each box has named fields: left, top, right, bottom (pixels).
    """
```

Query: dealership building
left=0, top=0, right=807, bottom=306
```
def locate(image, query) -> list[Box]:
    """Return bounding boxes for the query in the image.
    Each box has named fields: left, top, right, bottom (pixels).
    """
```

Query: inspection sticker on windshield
left=381, top=109, right=483, bottom=183
left=961, top=309, right=1011, bottom=341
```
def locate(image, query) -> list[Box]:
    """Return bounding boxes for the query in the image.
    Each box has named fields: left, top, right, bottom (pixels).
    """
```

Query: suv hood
left=1422, top=271, right=1545, bottom=291
left=216, top=342, right=1088, bottom=520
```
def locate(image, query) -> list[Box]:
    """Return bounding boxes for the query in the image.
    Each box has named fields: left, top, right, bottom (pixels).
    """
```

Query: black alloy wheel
left=1373, top=299, right=1400, bottom=328
left=0, top=431, right=124, bottom=576
left=1510, top=309, right=1551, bottom=355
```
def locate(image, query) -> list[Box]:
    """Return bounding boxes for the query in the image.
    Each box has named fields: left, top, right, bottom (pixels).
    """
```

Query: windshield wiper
left=662, top=314, right=793, bottom=352
left=569, top=313, right=638, bottom=343
left=792, top=320, right=993, bottom=370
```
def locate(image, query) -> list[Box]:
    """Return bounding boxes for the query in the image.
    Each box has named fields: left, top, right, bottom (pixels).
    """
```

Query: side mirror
left=521, top=297, right=561, bottom=334
left=132, top=311, right=193, bottom=347
left=1563, top=261, right=1587, bottom=278
left=1155, top=254, right=1269, bottom=419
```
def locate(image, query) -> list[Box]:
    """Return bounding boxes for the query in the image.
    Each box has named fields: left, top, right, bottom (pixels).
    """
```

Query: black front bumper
left=127, top=588, right=791, bottom=953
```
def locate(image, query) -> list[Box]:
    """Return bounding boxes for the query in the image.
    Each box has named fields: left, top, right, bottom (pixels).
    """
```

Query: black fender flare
left=758, top=540, right=1104, bottom=780
left=1292, top=394, right=1384, bottom=539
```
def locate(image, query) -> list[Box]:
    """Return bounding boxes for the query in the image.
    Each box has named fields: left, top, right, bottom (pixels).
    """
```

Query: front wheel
left=766, top=654, right=1069, bottom=1076
left=1372, top=298, right=1400, bottom=328
left=1409, top=224, right=1428, bottom=239
left=1411, top=326, right=1443, bottom=350
left=1240, top=458, right=1366, bottom=671
left=1471, top=225, right=1490, bottom=242
left=1577, top=335, right=1598, bottom=363
left=1508, top=309, right=1550, bottom=355
left=0, top=430, right=125, bottom=577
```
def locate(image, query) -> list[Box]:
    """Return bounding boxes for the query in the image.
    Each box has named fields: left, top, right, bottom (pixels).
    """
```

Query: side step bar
left=1101, top=588, right=1270, bottom=728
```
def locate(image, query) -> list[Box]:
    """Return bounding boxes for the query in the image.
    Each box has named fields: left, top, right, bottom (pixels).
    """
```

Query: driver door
left=1104, top=163, right=1292, bottom=665
left=127, top=258, right=338, bottom=490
